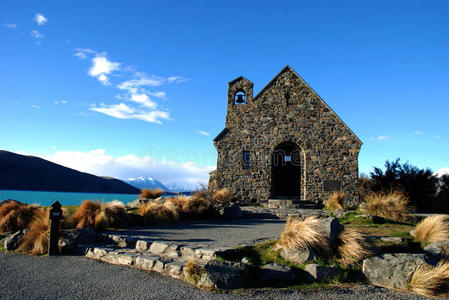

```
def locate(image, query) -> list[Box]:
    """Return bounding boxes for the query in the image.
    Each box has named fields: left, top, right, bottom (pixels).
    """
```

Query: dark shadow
left=271, top=142, right=301, bottom=198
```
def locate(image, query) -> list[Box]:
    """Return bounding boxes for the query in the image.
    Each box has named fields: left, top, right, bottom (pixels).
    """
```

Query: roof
left=228, top=76, right=253, bottom=85
left=213, top=128, right=229, bottom=142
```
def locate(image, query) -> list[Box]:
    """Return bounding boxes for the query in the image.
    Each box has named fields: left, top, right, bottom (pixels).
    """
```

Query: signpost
left=49, top=201, right=62, bottom=256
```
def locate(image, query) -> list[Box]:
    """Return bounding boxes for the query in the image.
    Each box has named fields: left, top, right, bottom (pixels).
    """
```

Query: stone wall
left=213, top=66, right=362, bottom=206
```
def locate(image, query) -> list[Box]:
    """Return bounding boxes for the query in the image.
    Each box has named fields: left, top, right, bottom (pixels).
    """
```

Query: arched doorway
left=271, top=142, right=301, bottom=198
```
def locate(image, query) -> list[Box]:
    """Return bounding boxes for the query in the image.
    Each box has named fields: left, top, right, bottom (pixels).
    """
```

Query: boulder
left=362, top=253, right=437, bottom=290
left=259, top=263, right=295, bottom=285
left=213, top=202, right=242, bottom=220
left=304, top=264, right=342, bottom=282
left=4, top=229, right=27, bottom=250
left=318, top=217, right=344, bottom=242
left=58, top=228, right=98, bottom=253
left=197, top=260, right=248, bottom=289
left=424, top=241, right=449, bottom=259
left=280, top=248, right=315, bottom=264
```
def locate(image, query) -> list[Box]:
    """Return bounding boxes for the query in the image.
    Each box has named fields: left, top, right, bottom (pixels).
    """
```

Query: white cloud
left=54, top=99, right=67, bottom=105
left=74, top=48, right=96, bottom=60
left=167, top=76, right=188, bottom=83
left=40, top=149, right=214, bottom=188
left=377, top=135, right=391, bottom=141
left=29, top=105, right=40, bottom=109
left=5, top=24, right=17, bottom=29
left=88, top=55, right=121, bottom=85
left=34, top=13, right=47, bottom=26
left=435, top=136, right=441, bottom=139
left=89, top=102, right=170, bottom=124
left=30, top=30, right=44, bottom=39
left=148, top=91, right=166, bottom=98
left=130, top=93, right=157, bottom=109
left=414, top=131, right=424, bottom=135
left=196, top=130, right=210, bottom=137
left=61, top=99, right=67, bottom=104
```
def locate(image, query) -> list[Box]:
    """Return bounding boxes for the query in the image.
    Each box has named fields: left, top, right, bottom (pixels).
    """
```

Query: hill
left=0, top=150, right=139, bottom=194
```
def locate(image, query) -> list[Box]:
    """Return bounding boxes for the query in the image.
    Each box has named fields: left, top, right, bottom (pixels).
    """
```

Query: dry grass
left=212, top=188, right=232, bottom=202
left=324, top=192, right=346, bottom=211
left=334, top=228, right=373, bottom=265
left=415, top=215, right=449, bottom=246
left=410, top=260, right=449, bottom=298
left=72, top=200, right=129, bottom=231
left=138, top=201, right=180, bottom=225
left=275, top=216, right=331, bottom=257
left=364, top=191, right=410, bottom=222
left=185, top=259, right=204, bottom=284
left=17, top=209, right=50, bottom=255
left=139, top=188, right=164, bottom=199
left=0, top=201, right=41, bottom=233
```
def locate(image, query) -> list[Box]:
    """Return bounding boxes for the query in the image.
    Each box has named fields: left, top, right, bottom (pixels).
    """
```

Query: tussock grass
left=324, top=192, right=346, bottom=211
left=0, top=201, right=41, bottom=233
left=415, top=215, right=449, bottom=246
left=334, top=228, right=373, bottom=265
left=185, top=259, right=204, bottom=284
left=138, top=201, right=180, bottom=225
left=72, top=200, right=129, bottom=231
left=275, top=216, right=331, bottom=257
left=17, top=209, right=50, bottom=255
left=410, top=261, right=449, bottom=298
left=364, top=191, right=410, bottom=222
left=139, top=188, right=164, bottom=199
left=212, top=188, right=232, bottom=202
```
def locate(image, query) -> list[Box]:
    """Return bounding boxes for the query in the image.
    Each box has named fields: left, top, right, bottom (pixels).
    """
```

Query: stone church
left=210, top=66, right=362, bottom=207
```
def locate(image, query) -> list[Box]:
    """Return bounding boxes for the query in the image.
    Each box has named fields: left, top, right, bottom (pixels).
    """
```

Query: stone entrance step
left=267, top=199, right=323, bottom=209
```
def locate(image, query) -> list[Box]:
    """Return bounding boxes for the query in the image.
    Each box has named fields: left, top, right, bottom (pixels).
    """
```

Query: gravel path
left=106, top=218, right=287, bottom=248
left=0, top=253, right=429, bottom=300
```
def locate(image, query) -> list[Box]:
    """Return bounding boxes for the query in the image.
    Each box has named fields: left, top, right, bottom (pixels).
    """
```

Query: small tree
left=435, top=175, right=449, bottom=213
left=369, top=159, right=438, bottom=212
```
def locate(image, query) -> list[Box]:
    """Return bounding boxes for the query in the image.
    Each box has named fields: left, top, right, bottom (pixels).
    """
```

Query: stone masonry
left=211, top=66, right=362, bottom=206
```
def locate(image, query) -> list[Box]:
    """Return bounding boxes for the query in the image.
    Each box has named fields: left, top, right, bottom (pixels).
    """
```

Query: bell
left=235, top=94, right=245, bottom=104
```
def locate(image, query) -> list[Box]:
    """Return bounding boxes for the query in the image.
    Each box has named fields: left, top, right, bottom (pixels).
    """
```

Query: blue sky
left=1, top=0, right=448, bottom=187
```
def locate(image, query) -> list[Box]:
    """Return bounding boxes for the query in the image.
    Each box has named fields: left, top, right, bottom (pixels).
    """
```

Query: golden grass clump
left=17, top=208, right=50, bottom=255
left=324, top=192, right=346, bottom=211
left=334, top=228, right=373, bottom=265
left=185, top=259, right=204, bottom=284
left=181, top=195, right=211, bottom=218
left=139, top=188, right=164, bottom=199
left=275, top=216, right=331, bottom=257
left=138, top=201, right=179, bottom=225
left=364, top=191, right=410, bottom=222
left=410, top=261, right=449, bottom=298
left=0, top=201, right=41, bottom=233
left=414, top=215, right=449, bottom=246
left=72, top=200, right=129, bottom=231
left=212, top=188, right=232, bottom=202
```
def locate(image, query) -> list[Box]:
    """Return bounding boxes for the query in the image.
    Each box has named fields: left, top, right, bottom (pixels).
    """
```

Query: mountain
left=123, top=177, right=168, bottom=190
left=166, top=182, right=198, bottom=192
left=0, top=150, right=139, bottom=194
left=435, top=168, right=449, bottom=178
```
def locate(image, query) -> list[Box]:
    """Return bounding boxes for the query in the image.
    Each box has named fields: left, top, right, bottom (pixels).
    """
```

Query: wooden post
left=49, top=201, right=62, bottom=256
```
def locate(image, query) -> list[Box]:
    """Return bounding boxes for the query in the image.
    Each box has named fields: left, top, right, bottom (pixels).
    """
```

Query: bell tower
left=227, top=76, right=254, bottom=108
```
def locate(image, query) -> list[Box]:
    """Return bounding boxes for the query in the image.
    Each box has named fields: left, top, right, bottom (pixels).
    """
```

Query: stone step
left=267, top=199, right=323, bottom=209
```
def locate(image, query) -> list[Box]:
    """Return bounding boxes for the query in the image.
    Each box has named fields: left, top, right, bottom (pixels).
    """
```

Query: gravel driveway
left=0, top=253, right=429, bottom=300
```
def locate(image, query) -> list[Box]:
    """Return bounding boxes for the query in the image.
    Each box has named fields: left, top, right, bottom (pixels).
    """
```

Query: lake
left=0, top=189, right=139, bottom=206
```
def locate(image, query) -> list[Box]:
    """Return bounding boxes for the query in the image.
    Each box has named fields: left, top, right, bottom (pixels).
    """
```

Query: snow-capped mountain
left=165, top=182, right=199, bottom=192
left=434, top=168, right=449, bottom=178
left=123, top=176, right=168, bottom=190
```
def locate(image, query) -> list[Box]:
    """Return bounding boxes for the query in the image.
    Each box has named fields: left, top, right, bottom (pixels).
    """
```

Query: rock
left=58, top=228, right=97, bottom=253
left=410, top=230, right=416, bottom=237
left=150, top=242, right=170, bottom=255
left=362, top=253, right=437, bottom=290
left=213, top=202, right=242, bottom=220
left=180, top=246, right=196, bottom=259
left=198, top=260, right=248, bottom=289
left=318, top=217, right=344, bottom=242
left=380, top=237, right=403, bottom=243
left=135, top=240, right=151, bottom=251
left=259, top=263, right=295, bottom=284
left=166, top=261, right=184, bottom=276
left=424, top=241, right=449, bottom=258
left=241, top=257, right=251, bottom=265
left=135, top=255, right=158, bottom=270
left=4, top=229, right=27, bottom=251
left=280, top=248, right=315, bottom=264
left=304, top=264, right=343, bottom=282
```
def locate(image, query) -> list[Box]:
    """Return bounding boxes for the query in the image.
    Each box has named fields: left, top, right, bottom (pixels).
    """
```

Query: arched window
left=234, top=91, right=246, bottom=105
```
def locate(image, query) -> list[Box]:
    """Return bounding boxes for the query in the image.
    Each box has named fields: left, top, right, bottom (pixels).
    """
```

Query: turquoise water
left=0, top=190, right=139, bottom=206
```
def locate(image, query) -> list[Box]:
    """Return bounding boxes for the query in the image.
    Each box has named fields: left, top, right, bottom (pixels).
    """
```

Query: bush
left=364, top=191, right=410, bottom=222
left=212, top=188, right=232, bottom=202
left=139, top=188, right=164, bottom=199
left=410, top=261, right=449, bottom=298
left=369, top=159, right=438, bottom=212
left=275, top=216, right=331, bottom=257
left=414, top=215, right=449, bottom=246
left=434, top=175, right=449, bottom=213
left=17, top=209, right=50, bottom=255
left=0, top=201, right=41, bottom=233
left=359, top=174, right=375, bottom=201
left=185, top=259, right=204, bottom=284
left=72, top=200, right=129, bottom=231
left=138, top=201, right=180, bottom=225
left=324, top=192, right=346, bottom=211
left=334, top=228, right=372, bottom=265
